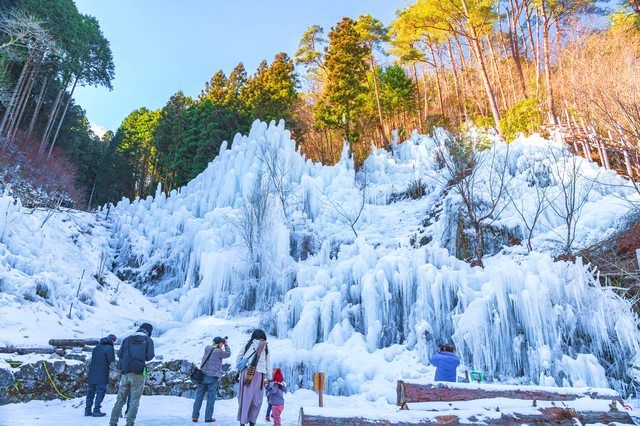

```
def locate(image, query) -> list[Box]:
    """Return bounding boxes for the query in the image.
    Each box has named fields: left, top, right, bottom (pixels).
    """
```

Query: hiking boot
left=84, top=408, right=92, bottom=417
left=205, top=420, right=216, bottom=423
left=265, top=415, right=271, bottom=422
left=92, top=411, right=107, bottom=417
left=192, top=418, right=198, bottom=422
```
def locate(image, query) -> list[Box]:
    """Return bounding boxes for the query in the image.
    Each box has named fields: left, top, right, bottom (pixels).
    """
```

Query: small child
left=265, top=368, right=287, bottom=426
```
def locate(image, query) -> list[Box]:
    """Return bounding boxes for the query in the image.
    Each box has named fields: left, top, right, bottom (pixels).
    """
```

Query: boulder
left=0, top=367, right=15, bottom=405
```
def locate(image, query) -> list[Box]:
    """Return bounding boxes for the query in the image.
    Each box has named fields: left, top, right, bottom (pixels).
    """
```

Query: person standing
left=109, top=322, right=155, bottom=426
left=85, top=334, right=116, bottom=417
left=430, top=343, right=460, bottom=382
left=265, top=368, right=287, bottom=426
left=191, top=336, right=231, bottom=423
left=236, top=329, right=270, bottom=426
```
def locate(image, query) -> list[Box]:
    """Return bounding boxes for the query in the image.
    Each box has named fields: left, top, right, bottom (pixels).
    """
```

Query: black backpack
left=124, top=336, right=147, bottom=374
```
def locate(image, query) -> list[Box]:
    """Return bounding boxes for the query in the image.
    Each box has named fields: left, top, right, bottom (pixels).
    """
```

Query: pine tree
left=244, top=53, right=298, bottom=123
left=355, top=14, right=389, bottom=144
left=200, top=70, right=228, bottom=103
left=314, top=17, right=369, bottom=145
left=153, top=91, right=193, bottom=192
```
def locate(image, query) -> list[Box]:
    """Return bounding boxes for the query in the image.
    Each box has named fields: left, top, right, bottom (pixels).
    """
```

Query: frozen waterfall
left=108, top=119, right=640, bottom=397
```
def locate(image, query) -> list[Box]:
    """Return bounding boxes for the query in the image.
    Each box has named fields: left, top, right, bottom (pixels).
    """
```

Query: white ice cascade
left=109, top=120, right=640, bottom=396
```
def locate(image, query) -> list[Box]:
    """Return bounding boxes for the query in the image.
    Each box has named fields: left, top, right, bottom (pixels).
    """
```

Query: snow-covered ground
left=1, top=120, right=640, bottom=422
left=1, top=390, right=634, bottom=425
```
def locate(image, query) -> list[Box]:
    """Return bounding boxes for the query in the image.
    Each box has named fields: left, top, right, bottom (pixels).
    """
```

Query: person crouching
left=85, top=334, right=116, bottom=417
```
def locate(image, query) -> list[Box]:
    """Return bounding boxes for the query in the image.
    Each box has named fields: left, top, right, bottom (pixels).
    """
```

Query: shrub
left=499, top=98, right=543, bottom=142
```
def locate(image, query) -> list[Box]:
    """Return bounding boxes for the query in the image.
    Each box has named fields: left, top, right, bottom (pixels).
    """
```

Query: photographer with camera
left=430, top=343, right=460, bottom=383
left=191, top=336, right=231, bottom=423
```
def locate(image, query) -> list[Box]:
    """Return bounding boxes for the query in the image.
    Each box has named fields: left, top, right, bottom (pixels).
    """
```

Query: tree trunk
left=458, top=0, right=502, bottom=129
left=474, top=222, right=484, bottom=267
left=6, top=64, right=37, bottom=145
left=629, top=0, right=640, bottom=18
left=420, top=64, right=430, bottom=119
left=412, top=63, right=424, bottom=132
left=47, top=76, right=78, bottom=158
left=428, top=44, right=445, bottom=116
left=7, top=56, right=43, bottom=145
left=507, top=0, right=528, bottom=98
left=524, top=4, right=540, bottom=94
left=487, top=38, right=507, bottom=111
left=469, top=35, right=502, bottom=131
left=27, top=73, right=50, bottom=137
left=541, top=6, right=556, bottom=124
left=0, top=58, right=30, bottom=137
left=447, top=39, right=466, bottom=119
left=368, top=55, right=387, bottom=145
left=39, top=79, right=68, bottom=154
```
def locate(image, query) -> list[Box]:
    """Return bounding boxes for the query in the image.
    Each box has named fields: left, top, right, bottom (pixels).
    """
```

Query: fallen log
left=396, top=381, right=620, bottom=406
left=48, top=338, right=99, bottom=348
left=298, top=407, right=635, bottom=425
left=0, top=347, right=64, bottom=356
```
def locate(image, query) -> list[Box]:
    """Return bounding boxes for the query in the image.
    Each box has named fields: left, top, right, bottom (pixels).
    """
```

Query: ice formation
left=103, top=120, right=640, bottom=396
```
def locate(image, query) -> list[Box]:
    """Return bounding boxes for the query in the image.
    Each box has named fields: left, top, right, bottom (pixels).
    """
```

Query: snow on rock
left=105, top=119, right=640, bottom=397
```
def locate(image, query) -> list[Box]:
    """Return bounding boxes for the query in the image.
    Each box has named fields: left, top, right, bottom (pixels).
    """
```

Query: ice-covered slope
left=0, top=196, right=169, bottom=346
left=107, top=120, right=640, bottom=396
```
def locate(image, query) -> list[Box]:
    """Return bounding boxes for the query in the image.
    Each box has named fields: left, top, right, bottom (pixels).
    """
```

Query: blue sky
left=73, top=0, right=408, bottom=134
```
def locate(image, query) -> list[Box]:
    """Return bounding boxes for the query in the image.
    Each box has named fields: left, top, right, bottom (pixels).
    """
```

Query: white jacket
left=237, top=339, right=270, bottom=379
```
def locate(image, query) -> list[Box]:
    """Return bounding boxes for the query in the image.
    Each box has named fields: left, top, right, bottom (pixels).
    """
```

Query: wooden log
left=298, top=407, right=635, bottom=425
left=48, top=338, right=100, bottom=348
left=0, top=347, right=65, bottom=356
left=396, top=381, right=619, bottom=405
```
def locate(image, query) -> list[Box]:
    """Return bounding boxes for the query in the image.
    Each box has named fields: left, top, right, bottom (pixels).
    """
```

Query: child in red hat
left=265, top=368, right=287, bottom=425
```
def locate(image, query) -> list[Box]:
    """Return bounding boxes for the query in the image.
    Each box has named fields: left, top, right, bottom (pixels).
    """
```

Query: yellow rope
left=42, top=361, right=71, bottom=400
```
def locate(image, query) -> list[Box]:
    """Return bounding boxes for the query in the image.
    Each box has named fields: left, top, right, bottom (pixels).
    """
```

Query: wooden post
left=313, top=372, right=326, bottom=408
left=599, top=141, right=610, bottom=170
left=623, top=149, right=634, bottom=178
left=582, top=140, right=592, bottom=161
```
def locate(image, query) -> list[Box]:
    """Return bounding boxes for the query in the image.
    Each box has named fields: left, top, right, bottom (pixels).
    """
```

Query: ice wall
left=109, top=120, right=640, bottom=396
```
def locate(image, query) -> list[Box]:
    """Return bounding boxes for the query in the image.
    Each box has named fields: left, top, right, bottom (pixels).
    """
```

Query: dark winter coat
left=266, top=381, right=287, bottom=406
left=430, top=351, right=460, bottom=382
left=118, top=331, right=155, bottom=374
left=87, top=337, right=116, bottom=384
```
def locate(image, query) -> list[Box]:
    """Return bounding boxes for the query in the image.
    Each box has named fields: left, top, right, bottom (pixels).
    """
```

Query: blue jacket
left=87, top=337, right=115, bottom=384
left=118, top=331, right=155, bottom=374
left=430, top=351, right=460, bottom=382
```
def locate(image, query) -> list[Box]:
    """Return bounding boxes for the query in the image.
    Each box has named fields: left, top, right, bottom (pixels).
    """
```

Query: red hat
left=273, top=368, right=284, bottom=383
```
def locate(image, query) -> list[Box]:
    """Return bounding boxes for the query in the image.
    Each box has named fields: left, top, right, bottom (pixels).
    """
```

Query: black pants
left=85, top=383, right=107, bottom=412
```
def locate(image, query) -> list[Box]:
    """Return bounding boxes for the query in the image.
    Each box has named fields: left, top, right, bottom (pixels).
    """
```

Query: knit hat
left=107, top=334, right=117, bottom=343
left=213, top=336, right=225, bottom=345
left=272, top=368, right=284, bottom=383
left=137, top=322, right=153, bottom=336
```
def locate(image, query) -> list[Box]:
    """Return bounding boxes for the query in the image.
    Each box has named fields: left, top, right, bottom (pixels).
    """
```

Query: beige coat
left=236, top=339, right=271, bottom=379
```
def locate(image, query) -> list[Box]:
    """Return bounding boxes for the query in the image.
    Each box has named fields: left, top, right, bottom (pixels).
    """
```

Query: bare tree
left=441, top=134, right=510, bottom=267
left=233, top=173, right=271, bottom=279
left=0, top=11, right=46, bottom=52
left=544, top=145, right=596, bottom=257
left=507, top=167, right=552, bottom=252
left=322, top=172, right=368, bottom=238
left=256, top=135, right=295, bottom=225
